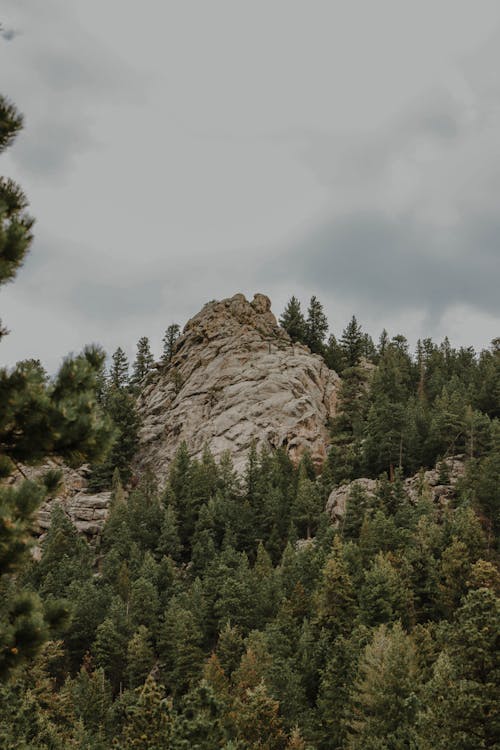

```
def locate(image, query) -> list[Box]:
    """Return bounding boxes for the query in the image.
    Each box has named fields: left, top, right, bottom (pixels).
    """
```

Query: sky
left=1, top=0, right=499, bottom=372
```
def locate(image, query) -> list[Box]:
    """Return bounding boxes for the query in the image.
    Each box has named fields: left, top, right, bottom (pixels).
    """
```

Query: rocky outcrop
left=9, top=459, right=111, bottom=539
left=326, top=456, right=466, bottom=522
left=136, top=293, right=340, bottom=481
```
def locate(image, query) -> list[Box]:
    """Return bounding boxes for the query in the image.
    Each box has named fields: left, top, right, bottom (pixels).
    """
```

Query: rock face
left=326, top=455, right=466, bottom=522
left=9, top=459, right=111, bottom=540
left=136, top=293, right=340, bottom=481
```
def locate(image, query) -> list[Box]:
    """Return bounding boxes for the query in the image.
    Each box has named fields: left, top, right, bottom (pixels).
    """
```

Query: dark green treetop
left=279, top=297, right=306, bottom=344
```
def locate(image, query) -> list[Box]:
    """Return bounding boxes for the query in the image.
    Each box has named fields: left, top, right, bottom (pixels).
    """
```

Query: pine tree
left=66, top=664, right=112, bottom=742
left=324, top=333, right=345, bottom=372
left=88, top=383, right=140, bottom=490
left=161, top=323, right=180, bottom=364
left=418, top=588, right=500, bottom=749
left=358, top=552, right=411, bottom=627
left=340, top=316, right=364, bottom=367
left=131, top=336, right=154, bottom=387
left=328, top=365, right=368, bottom=483
left=157, top=504, right=182, bottom=560
left=158, top=601, right=204, bottom=696
left=0, top=96, right=33, bottom=315
left=127, top=626, right=155, bottom=689
left=120, top=674, right=173, bottom=749
left=346, top=622, right=419, bottom=749
left=93, top=597, right=130, bottom=693
left=315, top=538, right=356, bottom=637
left=280, top=297, right=306, bottom=344
left=292, top=470, right=323, bottom=539
left=304, top=296, right=328, bottom=354
left=109, top=346, right=129, bottom=389
left=171, top=681, right=227, bottom=749
left=216, top=622, right=245, bottom=677
left=0, top=96, right=112, bottom=679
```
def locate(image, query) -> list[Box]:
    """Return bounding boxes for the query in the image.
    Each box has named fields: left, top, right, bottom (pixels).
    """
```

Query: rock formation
left=9, top=459, right=111, bottom=540
left=136, top=293, right=340, bottom=481
left=326, top=455, right=466, bottom=523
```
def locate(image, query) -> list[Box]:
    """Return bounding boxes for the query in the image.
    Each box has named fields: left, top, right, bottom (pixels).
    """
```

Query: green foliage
left=1, top=251, right=499, bottom=746
left=0, top=92, right=112, bottom=681
left=346, top=622, right=419, bottom=749
left=161, top=323, right=181, bottom=364
left=131, top=336, right=155, bottom=388
left=340, top=316, right=364, bottom=368
left=305, top=296, right=328, bottom=354
left=280, top=297, right=307, bottom=344
left=88, top=376, right=140, bottom=490
left=119, top=674, right=173, bottom=749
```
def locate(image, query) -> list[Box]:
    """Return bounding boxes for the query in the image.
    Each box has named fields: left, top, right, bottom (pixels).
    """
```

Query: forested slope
left=2, top=323, right=499, bottom=749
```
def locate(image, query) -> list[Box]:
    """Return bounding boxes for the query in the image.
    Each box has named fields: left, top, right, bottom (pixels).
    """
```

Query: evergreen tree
left=340, top=316, right=364, bottom=367
left=170, top=681, right=227, bottom=749
left=88, top=384, right=140, bottom=490
left=157, top=504, right=182, bottom=560
left=324, top=333, right=345, bottom=373
left=292, top=470, right=323, bottom=539
left=120, top=674, right=173, bottom=749
left=127, top=626, right=155, bottom=689
left=304, top=296, right=328, bottom=354
left=93, top=597, right=130, bottom=693
left=328, top=365, right=368, bottom=483
left=0, top=96, right=112, bottom=679
left=358, top=552, right=412, bottom=628
left=233, top=679, right=289, bottom=750
left=131, top=336, right=155, bottom=387
left=161, top=323, right=181, bottom=364
left=280, top=297, right=307, bottom=344
left=158, top=601, right=204, bottom=696
left=66, top=663, right=112, bottom=743
left=346, top=622, right=419, bottom=749
left=109, top=346, right=129, bottom=389
left=418, top=588, right=500, bottom=749
left=315, top=538, right=356, bottom=637
left=0, top=95, right=33, bottom=314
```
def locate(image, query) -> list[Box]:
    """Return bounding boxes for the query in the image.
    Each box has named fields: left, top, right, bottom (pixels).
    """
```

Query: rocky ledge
left=326, top=455, right=467, bottom=522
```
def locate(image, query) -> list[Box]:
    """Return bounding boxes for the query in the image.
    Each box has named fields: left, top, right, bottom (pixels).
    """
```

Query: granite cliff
left=135, top=292, right=340, bottom=481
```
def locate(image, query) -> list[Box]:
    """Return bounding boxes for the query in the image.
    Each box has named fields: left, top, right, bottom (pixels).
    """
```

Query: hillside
left=2, top=292, right=499, bottom=749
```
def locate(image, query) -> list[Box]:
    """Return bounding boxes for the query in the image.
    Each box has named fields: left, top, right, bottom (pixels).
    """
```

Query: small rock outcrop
left=9, top=459, right=111, bottom=540
left=326, top=456, right=466, bottom=522
left=136, top=293, right=340, bottom=480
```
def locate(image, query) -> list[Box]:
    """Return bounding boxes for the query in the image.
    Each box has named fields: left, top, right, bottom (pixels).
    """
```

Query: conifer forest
left=1, top=33, right=500, bottom=750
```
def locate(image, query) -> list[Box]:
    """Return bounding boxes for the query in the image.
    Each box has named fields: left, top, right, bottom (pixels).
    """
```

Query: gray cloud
left=70, top=278, right=166, bottom=322
left=1, top=27, right=19, bottom=41
left=2, top=1, right=143, bottom=180
left=13, top=115, right=92, bottom=177
left=2, top=2, right=500, bottom=369
left=264, top=208, right=500, bottom=324
left=301, top=88, right=465, bottom=193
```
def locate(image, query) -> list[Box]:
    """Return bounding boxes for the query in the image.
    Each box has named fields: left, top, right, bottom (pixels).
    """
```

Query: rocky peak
left=136, top=293, right=339, bottom=480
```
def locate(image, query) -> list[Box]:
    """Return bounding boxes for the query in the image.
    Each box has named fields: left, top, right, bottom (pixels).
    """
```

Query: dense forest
left=1, top=86, right=499, bottom=749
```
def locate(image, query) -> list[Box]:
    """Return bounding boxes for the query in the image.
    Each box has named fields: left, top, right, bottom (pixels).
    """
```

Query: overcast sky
left=1, top=0, right=499, bottom=371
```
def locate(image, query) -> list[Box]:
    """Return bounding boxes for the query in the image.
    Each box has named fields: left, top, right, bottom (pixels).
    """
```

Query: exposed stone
left=8, top=458, right=112, bottom=539
left=326, top=455, right=466, bottom=522
left=135, top=293, right=340, bottom=481
left=326, top=478, right=377, bottom=522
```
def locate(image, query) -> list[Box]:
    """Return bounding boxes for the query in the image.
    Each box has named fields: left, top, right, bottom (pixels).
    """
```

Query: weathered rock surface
left=326, top=455, right=466, bottom=522
left=136, top=293, right=340, bottom=481
left=9, top=459, right=111, bottom=539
